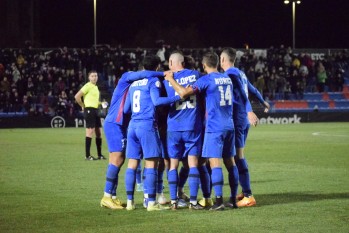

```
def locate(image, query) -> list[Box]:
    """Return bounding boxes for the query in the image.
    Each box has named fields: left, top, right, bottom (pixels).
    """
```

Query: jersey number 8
left=132, top=90, right=141, bottom=113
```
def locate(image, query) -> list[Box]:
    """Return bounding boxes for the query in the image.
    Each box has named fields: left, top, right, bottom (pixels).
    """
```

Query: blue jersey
left=125, top=77, right=180, bottom=130
left=104, top=70, right=164, bottom=126
left=225, top=67, right=265, bottom=126
left=163, top=69, right=202, bottom=131
left=225, top=67, right=249, bottom=126
left=192, top=72, right=234, bottom=132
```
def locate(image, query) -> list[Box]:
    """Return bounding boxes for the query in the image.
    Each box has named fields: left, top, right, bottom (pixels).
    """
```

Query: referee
left=75, top=70, right=106, bottom=161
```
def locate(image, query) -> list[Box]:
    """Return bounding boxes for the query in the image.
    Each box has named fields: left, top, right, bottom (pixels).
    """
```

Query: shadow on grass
left=255, top=192, right=349, bottom=206
left=223, top=179, right=282, bottom=186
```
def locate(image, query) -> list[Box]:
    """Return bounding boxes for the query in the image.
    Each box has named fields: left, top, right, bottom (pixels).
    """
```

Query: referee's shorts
left=84, top=107, right=102, bottom=128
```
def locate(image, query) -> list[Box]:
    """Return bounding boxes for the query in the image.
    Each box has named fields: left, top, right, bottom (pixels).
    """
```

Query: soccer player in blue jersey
left=165, top=52, right=239, bottom=211
left=220, top=47, right=270, bottom=207
left=123, top=55, right=180, bottom=211
left=100, top=68, right=167, bottom=210
left=163, top=51, right=209, bottom=210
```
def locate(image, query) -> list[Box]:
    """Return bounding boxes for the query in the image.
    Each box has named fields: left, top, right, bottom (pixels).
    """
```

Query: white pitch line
left=312, top=132, right=349, bottom=137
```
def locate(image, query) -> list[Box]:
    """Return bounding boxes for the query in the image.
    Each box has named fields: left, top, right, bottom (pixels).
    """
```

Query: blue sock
left=211, top=167, right=223, bottom=198
left=145, top=168, right=157, bottom=202
left=111, top=177, right=118, bottom=197
left=104, top=164, right=120, bottom=195
left=228, top=165, right=239, bottom=202
left=198, top=165, right=211, bottom=198
left=168, top=169, right=178, bottom=201
left=206, top=163, right=212, bottom=192
left=178, top=166, right=189, bottom=190
left=136, top=162, right=142, bottom=184
left=157, top=169, right=164, bottom=193
left=111, top=184, right=117, bottom=197
left=125, top=168, right=136, bottom=200
left=188, top=167, right=200, bottom=202
left=236, top=158, right=251, bottom=196
left=143, top=168, right=148, bottom=196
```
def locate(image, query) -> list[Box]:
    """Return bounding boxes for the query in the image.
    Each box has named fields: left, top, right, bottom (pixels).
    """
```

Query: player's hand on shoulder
left=164, top=71, right=174, bottom=80
left=163, top=70, right=172, bottom=76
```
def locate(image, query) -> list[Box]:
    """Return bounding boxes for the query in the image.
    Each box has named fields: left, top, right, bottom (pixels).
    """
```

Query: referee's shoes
left=98, top=155, right=107, bottom=160
left=85, top=155, right=98, bottom=161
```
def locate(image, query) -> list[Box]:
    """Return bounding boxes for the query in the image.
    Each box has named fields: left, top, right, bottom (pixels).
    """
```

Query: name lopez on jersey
left=169, top=75, right=197, bottom=87
left=131, top=79, right=148, bottom=87
left=215, top=77, right=232, bottom=85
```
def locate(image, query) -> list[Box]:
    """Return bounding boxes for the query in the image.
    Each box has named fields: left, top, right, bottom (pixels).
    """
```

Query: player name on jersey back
left=169, top=75, right=197, bottom=87
left=215, top=77, right=232, bottom=85
left=131, top=79, right=148, bottom=87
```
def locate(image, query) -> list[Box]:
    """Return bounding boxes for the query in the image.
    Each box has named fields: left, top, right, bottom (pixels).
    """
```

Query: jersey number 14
left=218, top=85, right=232, bottom=106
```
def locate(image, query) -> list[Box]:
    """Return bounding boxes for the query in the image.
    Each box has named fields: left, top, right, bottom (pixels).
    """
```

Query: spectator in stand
left=276, top=67, right=287, bottom=99
left=292, top=55, right=301, bottom=70
left=278, top=44, right=287, bottom=58
left=11, top=91, right=21, bottom=112
left=283, top=52, right=293, bottom=68
left=290, top=69, right=300, bottom=95
left=317, top=62, right=327, bottom=93
left=246, top=66, right=256, bottom=85
left=332, top=68, right=345, bottom=92
left=268, top=68, right=278, bottom=100
left=0, top=46, right=348, bottom=116
left=106, top=61, right=116, bottom=88
left=254, top=57, right=265, bottom=74
left=297, top=71, right=306, bottom=99
left=12, top=65, right=21, bottom=84
left=0, top=92, right=6, bottom=112
left=0, top=77, right=10, bottom=93
left=255, top=72, right=265, bottom=98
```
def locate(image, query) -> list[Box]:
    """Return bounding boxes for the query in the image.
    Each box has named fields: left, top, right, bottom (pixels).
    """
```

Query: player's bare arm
left=74, top=90, right=85, bottom=110
left=164, top=72, right=194, bottom=99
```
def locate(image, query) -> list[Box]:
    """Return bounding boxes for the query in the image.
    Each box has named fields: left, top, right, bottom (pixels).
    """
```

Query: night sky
left=39, top=0, right=349, bottom=48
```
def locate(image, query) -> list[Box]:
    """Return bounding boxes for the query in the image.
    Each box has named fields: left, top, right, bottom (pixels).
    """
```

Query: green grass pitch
left=0, top=123, right=348, bottom=233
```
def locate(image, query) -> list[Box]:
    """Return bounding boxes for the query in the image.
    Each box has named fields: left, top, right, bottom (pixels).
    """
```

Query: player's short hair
left=221, top=47, right=237, bottom=63
left=88, top=70, right=97, bottom=77
left=184, top=55, right=195, bottom=69
left=202, top=52, right=219, bottom=68
left=143, top=55, right=161, bottom=70
left=170, top=50, right=184, bottom=56
left=169, top=50, right=184, bottom=64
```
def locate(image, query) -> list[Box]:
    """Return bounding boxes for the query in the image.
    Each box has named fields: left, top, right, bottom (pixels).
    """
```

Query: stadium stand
left=0, top=46, right=348, bottom=118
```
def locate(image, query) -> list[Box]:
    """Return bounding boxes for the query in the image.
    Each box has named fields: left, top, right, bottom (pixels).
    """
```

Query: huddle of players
left=100, top=47, right=270, bottom=211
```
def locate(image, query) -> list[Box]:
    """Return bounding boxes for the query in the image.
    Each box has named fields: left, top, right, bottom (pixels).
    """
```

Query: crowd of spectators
left=0, top=44, right=348, bottom=117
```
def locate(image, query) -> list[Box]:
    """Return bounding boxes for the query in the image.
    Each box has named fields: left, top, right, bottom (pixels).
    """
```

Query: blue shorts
left=202, top=130, right=236, bottom=158
left=235, top=124, right=250, bottom=149
left=160, top=134, right=168, bottom=159
left=126, top=126, right=161, bottom=160
left=104, top=121, right=126, bottom=152
left=167, top=130, right=202, bottom=159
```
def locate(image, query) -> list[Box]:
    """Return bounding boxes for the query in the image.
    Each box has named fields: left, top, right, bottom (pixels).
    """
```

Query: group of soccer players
left=99, top=47, right=270, bottom=211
